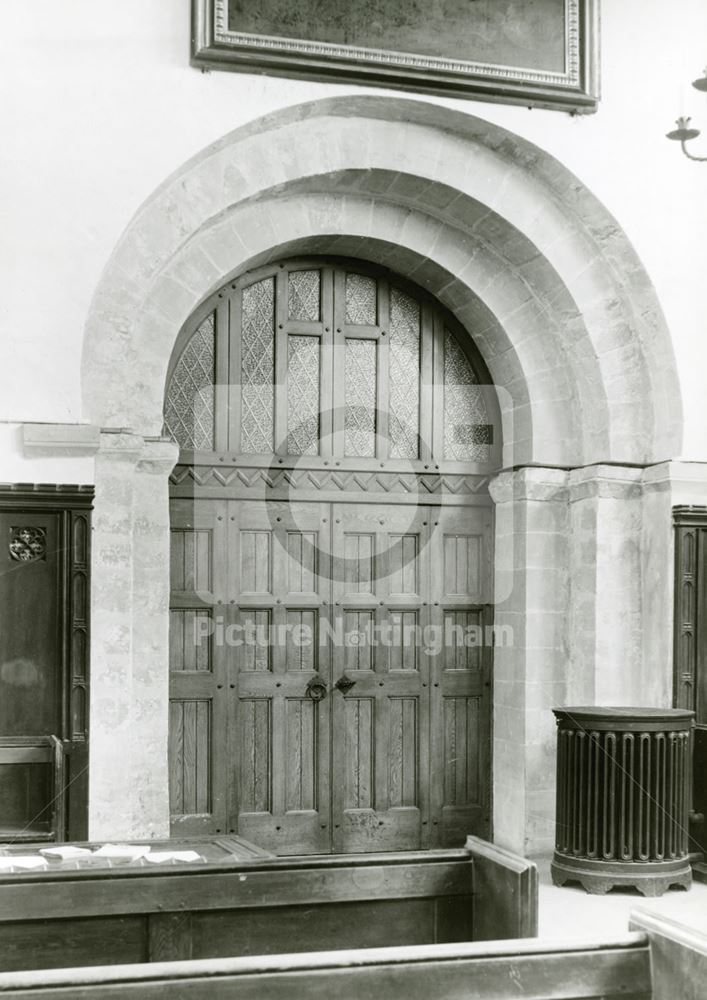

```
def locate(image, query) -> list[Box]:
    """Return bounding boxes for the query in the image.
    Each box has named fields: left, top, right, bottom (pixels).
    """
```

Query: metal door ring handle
left=306, top=676, right=328, bottom=702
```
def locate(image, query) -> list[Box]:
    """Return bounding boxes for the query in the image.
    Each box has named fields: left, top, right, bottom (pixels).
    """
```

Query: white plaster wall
left=1, top=0, right=706, bottom=468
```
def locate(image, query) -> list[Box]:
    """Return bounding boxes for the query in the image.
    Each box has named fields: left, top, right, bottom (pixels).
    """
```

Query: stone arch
left=83, top=95, right=681, bottom=465
left=81, top=96, right=682, bottom=850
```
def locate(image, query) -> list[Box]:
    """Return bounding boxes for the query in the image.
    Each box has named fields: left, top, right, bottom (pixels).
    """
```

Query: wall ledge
left=22, top=422, right=101, bottom=456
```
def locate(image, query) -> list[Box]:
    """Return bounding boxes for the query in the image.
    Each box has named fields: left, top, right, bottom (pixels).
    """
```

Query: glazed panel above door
left=164, top=260, right=499, bottom=472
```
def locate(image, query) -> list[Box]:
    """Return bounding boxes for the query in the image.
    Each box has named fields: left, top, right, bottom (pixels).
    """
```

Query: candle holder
left=667, top=68, right=707, bottom=161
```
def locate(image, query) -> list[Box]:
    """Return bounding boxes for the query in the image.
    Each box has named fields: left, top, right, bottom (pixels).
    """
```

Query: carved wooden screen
left=0, top=486, right=93, bottom=843
left=164, top=260, right=495, bottom=468
left=673, top=508, right=707, bottom=853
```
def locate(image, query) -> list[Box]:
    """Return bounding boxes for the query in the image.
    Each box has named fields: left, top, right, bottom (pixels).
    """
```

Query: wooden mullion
left=431, top=310, right=445, bottom=463
left=319, top=267, right=335, bottom=459
left=274, top=269, right=288, bottom=456
left=227, top=291, right=243, bottom=455
left=420, top=302, right=435, bottom=464
left=696, top=529, right=707, bottom=724
left=428, top=506, right=444, bottom=847
left=59, top=508, right=71, bottom=749
left=377, top=279, right=390, bottom=462
left=332, top=269, right=347, bottom=457
left=674, top=524, right=697, bottom=711
left=214, top=297, right=230, bottom=453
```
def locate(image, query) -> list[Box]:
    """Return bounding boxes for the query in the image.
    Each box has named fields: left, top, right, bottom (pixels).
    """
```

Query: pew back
left=0, top=934, right=653, bottom=1000
left=0, top=838, right=536, bottom=973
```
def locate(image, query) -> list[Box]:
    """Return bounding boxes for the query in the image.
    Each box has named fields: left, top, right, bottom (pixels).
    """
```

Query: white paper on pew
left=0, top=856, right=48, bottom=870
left=39, top=846, right=93, bottom=859
left=92, top=844, right=151, bottom=861
left=144, top=851, right=202, bottom=864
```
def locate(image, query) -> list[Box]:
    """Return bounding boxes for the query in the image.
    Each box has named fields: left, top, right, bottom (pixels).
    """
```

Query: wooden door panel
left=430, top=504, right=493, bottom=845
left=230, top=500, right=331, bottom=855
left=0, top=513, right=61, bottom=736
left=169, top=499, right=228, bottom=836
left=331, top=503, right=430, bottom=853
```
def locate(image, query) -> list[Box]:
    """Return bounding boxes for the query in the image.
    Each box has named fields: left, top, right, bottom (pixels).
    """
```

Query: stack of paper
left=39, top=846, right=93, bottom=860
left=0, top=856, right=48, bottom=870
left=144, top=850, right=202, bottom=864
left=92, top=844, right=151, bottom=862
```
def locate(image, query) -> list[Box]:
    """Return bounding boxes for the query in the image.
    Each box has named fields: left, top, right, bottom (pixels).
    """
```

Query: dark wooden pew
left=0, top=836, right=536, bottom=973
left=0, top=934, right=652, bottom=999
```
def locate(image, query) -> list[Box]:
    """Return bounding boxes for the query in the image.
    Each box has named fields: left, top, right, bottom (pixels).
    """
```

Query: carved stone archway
left=80, top=97, right=682, bottom=853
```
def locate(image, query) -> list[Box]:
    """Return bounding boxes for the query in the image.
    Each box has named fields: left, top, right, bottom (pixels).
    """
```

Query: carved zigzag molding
left=169, top=466, right=489, bottom=495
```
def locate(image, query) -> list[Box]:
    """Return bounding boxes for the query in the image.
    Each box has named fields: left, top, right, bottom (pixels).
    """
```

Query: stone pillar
left=489, top=462, right=698, bottom=858
left=489, top=467, right=570, bottom=857
left=89, top=431, right=178, bottom=839
left=567, top=466, right=644, bottom=706
left=132, top=438, right=180, bottom=836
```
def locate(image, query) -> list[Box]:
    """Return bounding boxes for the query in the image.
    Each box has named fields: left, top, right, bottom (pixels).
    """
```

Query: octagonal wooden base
left=551, top=852, right=692, bottom=897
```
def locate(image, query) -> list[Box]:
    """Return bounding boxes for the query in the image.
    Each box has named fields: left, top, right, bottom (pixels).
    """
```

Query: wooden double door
left=169, top=496, right=492, bottom=854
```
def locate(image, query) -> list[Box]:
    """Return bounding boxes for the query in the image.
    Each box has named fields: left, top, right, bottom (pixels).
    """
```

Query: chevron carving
left=170, top=465, right=490, bottom=495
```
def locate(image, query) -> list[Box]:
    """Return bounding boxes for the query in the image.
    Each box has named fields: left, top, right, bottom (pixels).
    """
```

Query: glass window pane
left=443, top=330, right=491, bottom=462
left=164, top=313, right=215, bottom=451
left=345, top=339, right=377, bottom=457
left=389, top=287, right=420, bottom=459
left=287, top=335, right=320, bottom=455
left=288, top=269, right=321, bottom=322
left=241, top=277, right=275, bottom=454
left=345, top=273, right=377, bottom=325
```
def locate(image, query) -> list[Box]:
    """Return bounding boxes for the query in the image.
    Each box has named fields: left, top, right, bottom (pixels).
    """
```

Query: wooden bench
left=629, top=909, right=707, bottom=1000
left=0, top=934, right=652, bottom=999
left=0, top=836, right=536, bottom=973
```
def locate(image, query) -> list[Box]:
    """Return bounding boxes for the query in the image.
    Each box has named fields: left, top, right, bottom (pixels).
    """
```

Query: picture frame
left=192, top=0, right=600, bottom=114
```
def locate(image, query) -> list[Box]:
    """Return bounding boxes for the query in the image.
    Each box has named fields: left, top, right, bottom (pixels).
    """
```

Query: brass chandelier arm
left=680, top=139, right=707, bottom=162
left=666, top=64, right=707, bottom=162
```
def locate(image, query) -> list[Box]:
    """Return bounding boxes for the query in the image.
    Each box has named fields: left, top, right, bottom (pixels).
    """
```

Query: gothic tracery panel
left=287, top=335, right=320, bottom=455
left=241, top=277, right=276, bottom=454
left=288, top=269, right=321, bottom=322
left=345, top=272, right=377, bottom=325
left=164, top=313, right=215, bottom=451
left=165, top=263, right=495, bottom=468
left=443, top=330, right=490, bottom=462
left=388, top=288, right=420, bottom=459
left=345, top=339, right=377, bottom=457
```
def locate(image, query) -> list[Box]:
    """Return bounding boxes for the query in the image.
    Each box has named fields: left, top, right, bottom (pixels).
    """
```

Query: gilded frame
left=192, top=0, right=599, bottom=114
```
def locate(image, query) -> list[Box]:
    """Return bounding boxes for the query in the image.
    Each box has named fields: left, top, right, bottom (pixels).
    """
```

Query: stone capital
left=136, top=437, right=180, bottom=477
left=568, top=464, right=644, bottom=503
left=489, top=466, right=569, bottom=505
left=97, top=429, right=145, bottom=465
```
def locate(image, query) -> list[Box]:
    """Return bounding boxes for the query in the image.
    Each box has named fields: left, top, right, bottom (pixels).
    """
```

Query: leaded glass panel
left=288, top=269, right=320, bottom=322
left=287, top=335, right=320, bottom=455
left=345, top=339, right=377, bottom=457
left=241, top=277, right=275, bottom=453
left=389, top=287, right=420, bottom=459
left=443, top=331, right=490, bottom=461
left=164, top=313, right=215, bottom=451
left=345, top=273, right=377, bottom=325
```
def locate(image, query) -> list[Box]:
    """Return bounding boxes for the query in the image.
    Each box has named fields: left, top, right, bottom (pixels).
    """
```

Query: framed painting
left=192, top=0, right=599, bottom=114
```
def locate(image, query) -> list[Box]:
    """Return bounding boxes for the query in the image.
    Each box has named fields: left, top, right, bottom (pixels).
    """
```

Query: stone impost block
left=489, top=467, right=569, bottom=506
left=568, top=464, right=644, bottom=502
left=136, top=438, right=179, bottom=478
